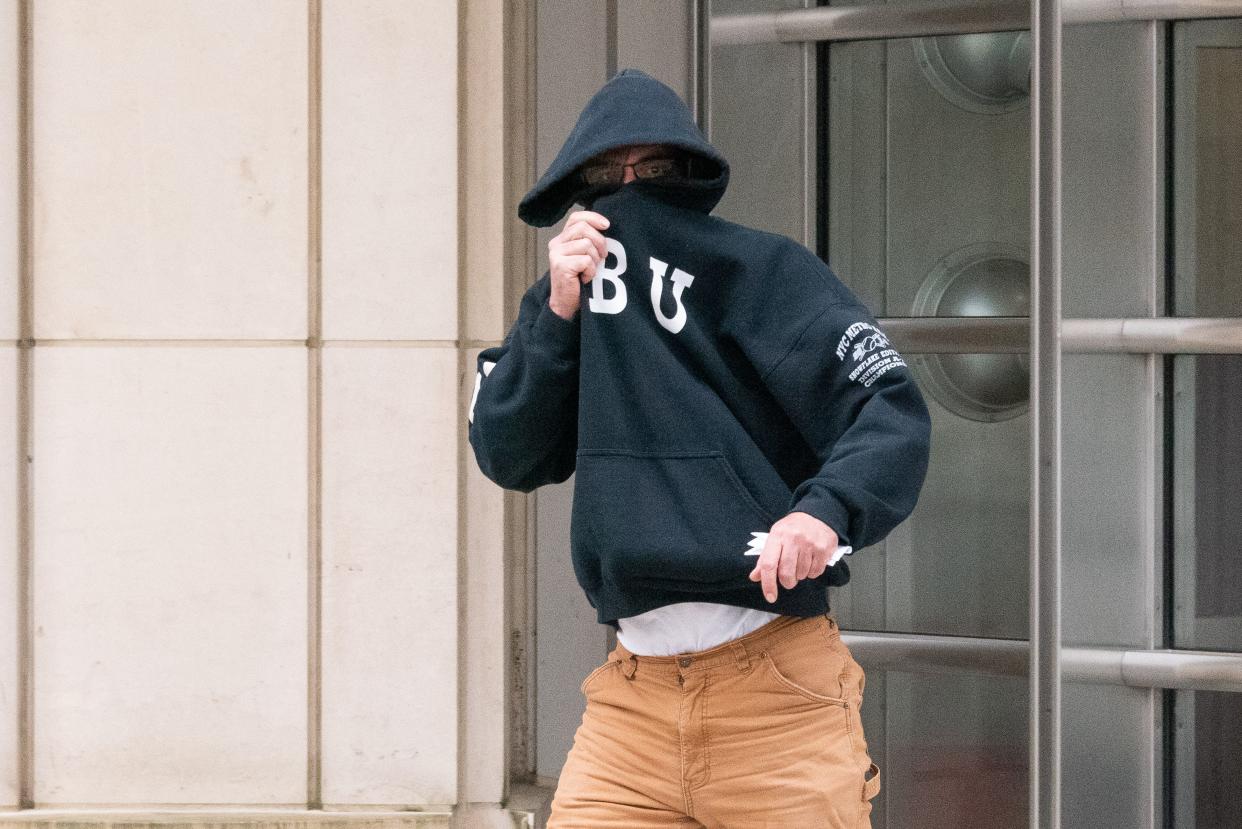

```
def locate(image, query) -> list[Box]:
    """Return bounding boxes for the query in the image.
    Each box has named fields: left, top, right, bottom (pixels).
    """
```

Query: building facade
left=2, top=1, right=1241, bottom=828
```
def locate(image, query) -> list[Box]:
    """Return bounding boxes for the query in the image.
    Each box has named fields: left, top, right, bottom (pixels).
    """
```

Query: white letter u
left=648, top=257, right=695, bottom=334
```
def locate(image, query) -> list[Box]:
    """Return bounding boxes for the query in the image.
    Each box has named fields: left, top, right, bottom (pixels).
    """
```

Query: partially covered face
left=580, top=143, right=688, bottom=187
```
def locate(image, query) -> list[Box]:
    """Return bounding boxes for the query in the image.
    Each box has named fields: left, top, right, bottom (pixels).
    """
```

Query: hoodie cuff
left=529, top=299, right=582, bottom=365
left=786, top=485, right=852, bottom=548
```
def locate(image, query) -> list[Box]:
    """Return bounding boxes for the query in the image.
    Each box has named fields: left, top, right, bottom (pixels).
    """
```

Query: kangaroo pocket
left=570, top=448, right=788, bottom=590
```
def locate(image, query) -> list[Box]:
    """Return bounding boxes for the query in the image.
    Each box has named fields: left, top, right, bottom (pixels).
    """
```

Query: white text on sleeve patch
left=834, top=321, right=907, bottom=387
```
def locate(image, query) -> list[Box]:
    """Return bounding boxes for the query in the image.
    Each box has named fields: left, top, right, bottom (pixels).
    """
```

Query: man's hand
left=748, top=511, right=839, bottom=603
left=547, top=210, right=610, bottom=320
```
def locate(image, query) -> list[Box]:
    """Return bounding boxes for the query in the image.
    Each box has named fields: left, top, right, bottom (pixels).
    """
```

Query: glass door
left=813, top=14, right=1156, bottom=828
left=1169, top=18, right=1242, bottom=828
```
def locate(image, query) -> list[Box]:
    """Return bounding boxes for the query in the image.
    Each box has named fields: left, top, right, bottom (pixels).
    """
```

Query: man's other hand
left=548, top=210, right=610, bottom=320
left=748, top=511, right=839, bottom=603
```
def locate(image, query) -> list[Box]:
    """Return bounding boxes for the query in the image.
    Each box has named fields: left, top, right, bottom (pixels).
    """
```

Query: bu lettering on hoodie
left=468, top=68, right=932, bottom=629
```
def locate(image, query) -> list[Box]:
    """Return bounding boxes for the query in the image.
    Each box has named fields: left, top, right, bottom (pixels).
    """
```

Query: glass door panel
left=820, top=23, right=1033, bottom=639
left=1170, top=18, right=1242, bottom=829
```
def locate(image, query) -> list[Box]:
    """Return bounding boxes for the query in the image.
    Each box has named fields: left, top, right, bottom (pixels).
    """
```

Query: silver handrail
left=843, top=632, right=1242, bottom=693
left=876, top=316, right=1242, bottom=353
left=711, top=0, right=1242, bottom=45
left=1030, top=0, right=1063, bottom=820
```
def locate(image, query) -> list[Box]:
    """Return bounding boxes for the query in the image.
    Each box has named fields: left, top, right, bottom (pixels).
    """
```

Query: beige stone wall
left=0, top=1, right=524, bottom=826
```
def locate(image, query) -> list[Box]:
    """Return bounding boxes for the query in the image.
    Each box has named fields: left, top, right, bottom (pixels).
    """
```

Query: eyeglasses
left=579, top=155, right=689, bottom=187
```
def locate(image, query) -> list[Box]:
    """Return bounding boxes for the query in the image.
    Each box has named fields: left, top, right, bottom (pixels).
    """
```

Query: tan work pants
left=547, top=612, right=882, bottom=828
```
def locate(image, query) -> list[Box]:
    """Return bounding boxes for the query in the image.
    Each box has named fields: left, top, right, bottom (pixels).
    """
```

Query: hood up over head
left=517, top=68, right=730, bottom=228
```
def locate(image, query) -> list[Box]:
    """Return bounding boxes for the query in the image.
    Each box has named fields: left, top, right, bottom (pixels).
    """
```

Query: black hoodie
left=468, top=69, right=932, bottom=628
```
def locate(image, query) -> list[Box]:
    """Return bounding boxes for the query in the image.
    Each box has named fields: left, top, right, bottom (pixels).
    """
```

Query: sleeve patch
left=835, top=321, right=907, bottom=388
left=468, top=360, right=499, bottom=424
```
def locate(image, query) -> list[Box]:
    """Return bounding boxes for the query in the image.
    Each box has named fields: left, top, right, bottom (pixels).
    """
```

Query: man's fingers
left=556, top=222, right=607, bottom=262
left=569, top=223, right=608, bottom=260
left=794, top=545, right=813, bottom=582
left=552, top=254, right=595, bottom=284
left=749, top=535, right=783, bottom=603
left=778, top=542, right=800, bottom=590
left=556, top=237, right=601, bottom=260
left=552, top=221, right=609, bottom=262
left=748, top=516, right=844, bottom=600
left=565, top=210, right=610, bottom=227
left=564, top=210, right=610, bottom=232
left=562, top=254, right=596, bottom=280
left=809, top=547, right=828, bottom=579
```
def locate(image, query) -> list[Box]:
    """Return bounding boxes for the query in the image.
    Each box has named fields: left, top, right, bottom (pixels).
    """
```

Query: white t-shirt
left=615, top=543, right=853, bottom=656
left=616, top=602, right=781, bottom=656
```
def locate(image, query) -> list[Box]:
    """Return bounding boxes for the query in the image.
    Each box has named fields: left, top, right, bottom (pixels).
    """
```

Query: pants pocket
left=579, top=658, right=619, bottom=697
left=755, top=622, right=851, bottom=707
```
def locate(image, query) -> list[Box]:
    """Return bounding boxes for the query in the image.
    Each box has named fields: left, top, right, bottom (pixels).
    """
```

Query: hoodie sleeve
left=757, top=293, right=932, bottom=551
left=467, top=270, right=581, bottom=492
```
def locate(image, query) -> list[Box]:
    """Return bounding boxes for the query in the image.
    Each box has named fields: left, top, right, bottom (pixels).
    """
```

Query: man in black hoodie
left=469, top=69, right=930, bottom=827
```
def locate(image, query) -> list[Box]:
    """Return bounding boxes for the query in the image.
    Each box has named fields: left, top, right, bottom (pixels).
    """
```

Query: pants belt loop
left=729, top=640, right=751, bottom=673
left=620, top=653, right=638, bottom=679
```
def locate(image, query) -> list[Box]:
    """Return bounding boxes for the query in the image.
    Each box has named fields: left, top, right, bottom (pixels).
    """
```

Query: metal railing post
left=1030, top=0, right=1064, bottom=822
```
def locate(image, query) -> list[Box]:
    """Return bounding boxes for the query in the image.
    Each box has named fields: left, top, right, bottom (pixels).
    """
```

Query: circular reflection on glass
left=911, top=244, right=1030, bottom=423
left=912, top=31, right=1031, bottom=114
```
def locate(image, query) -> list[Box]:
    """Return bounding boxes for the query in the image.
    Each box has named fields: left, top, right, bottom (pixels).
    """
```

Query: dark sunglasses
left=579, top=155, right=690, bottom=187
